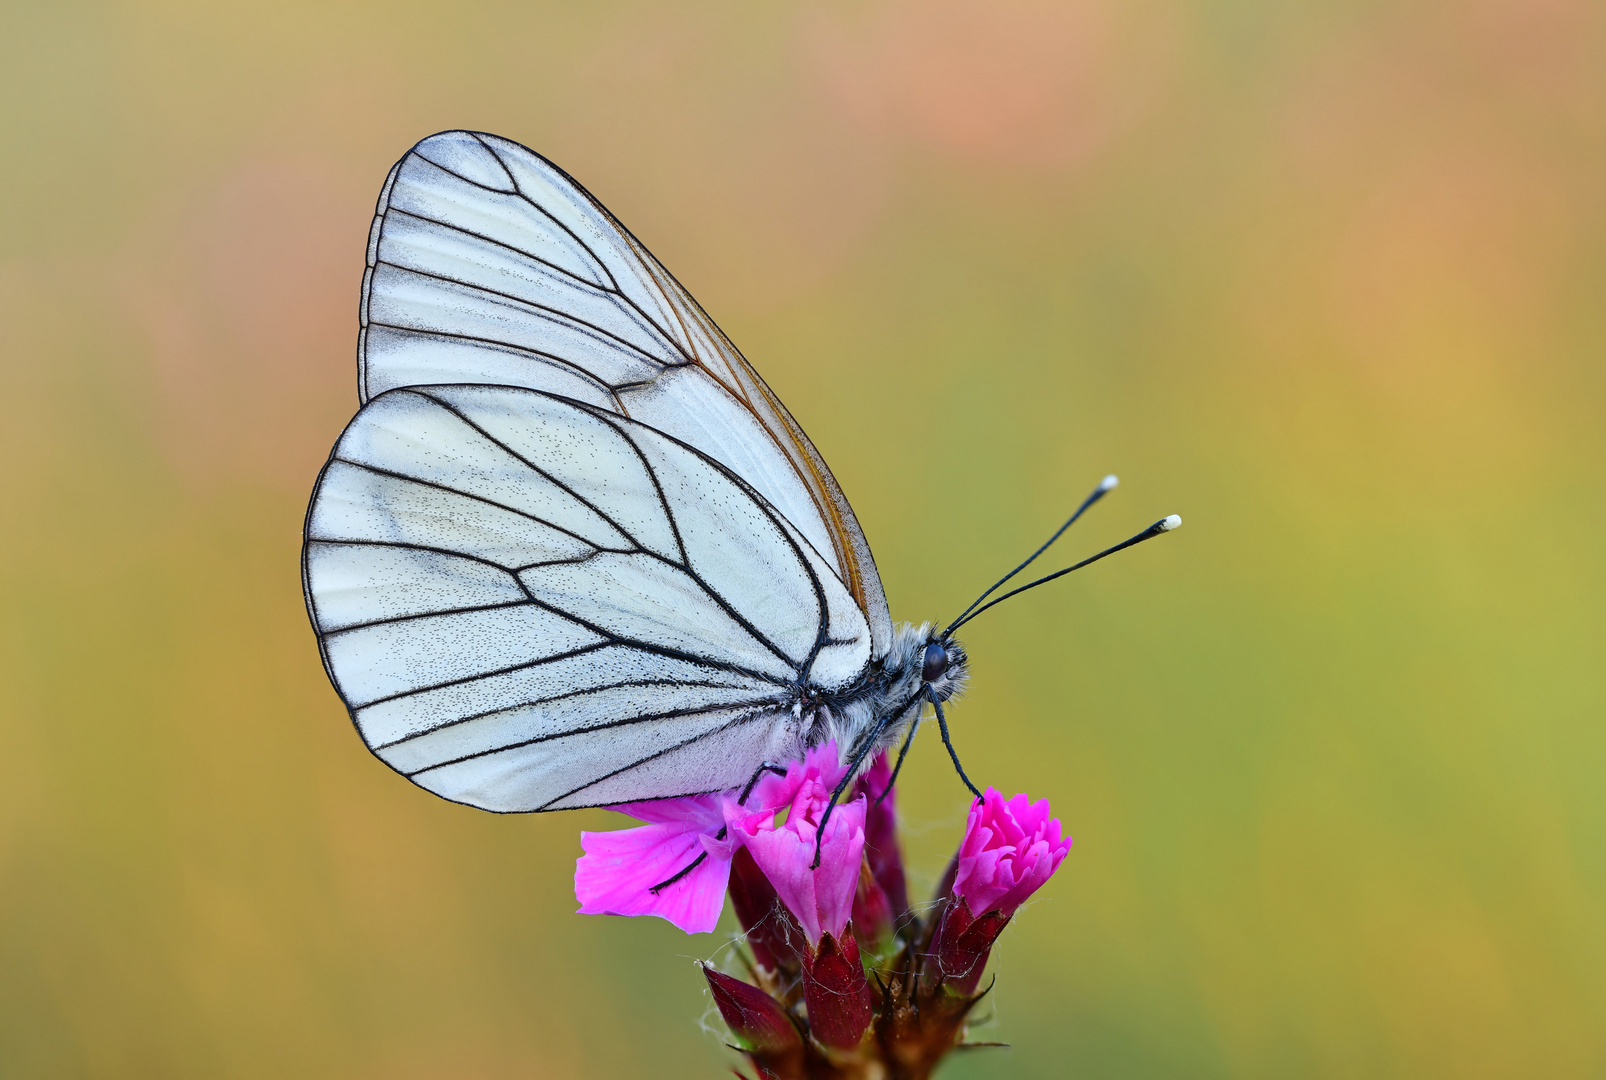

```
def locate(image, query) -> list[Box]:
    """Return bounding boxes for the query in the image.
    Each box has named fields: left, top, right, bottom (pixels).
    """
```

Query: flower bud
left=857, top=753, right=909, bottom=917
left=929, top=895, right=1012, bottom=995
left=851, top=857, right=895, bottom=954
left=801, top=928, right=874, bottom=1049
left=701, top=964, right=802, bottom=1055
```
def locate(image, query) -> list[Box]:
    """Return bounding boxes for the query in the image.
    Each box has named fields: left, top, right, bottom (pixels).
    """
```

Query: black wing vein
left=370, top=678, right=776, bottom=752
left=404, top=697, right=783, bottom=778
left=373, top=261, right=673, bottom=369
left=325, top=456, right=629, bottom=555
left=536, top=713, right=761, bottom=811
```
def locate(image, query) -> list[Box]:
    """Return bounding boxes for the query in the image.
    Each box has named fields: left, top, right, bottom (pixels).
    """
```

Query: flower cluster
left=574, top=744, right=1072, bottom=1079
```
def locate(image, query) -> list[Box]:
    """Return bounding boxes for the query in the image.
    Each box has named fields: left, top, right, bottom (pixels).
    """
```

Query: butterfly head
left=921, top=633, right=968, bottom=703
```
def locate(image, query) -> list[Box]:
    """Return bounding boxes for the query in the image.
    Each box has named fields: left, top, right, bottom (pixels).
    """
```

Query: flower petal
left=575, top=819, right=733, bottom=934
left=950, top=788, right=1072, bottom=918
left=741, top=791, right=865, bottom=944
left=610, top=794, right=723, bottom=828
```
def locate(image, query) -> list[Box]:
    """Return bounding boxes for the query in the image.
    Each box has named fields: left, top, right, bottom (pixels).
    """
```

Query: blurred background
left=3, top=1, right=1603, bottom=1076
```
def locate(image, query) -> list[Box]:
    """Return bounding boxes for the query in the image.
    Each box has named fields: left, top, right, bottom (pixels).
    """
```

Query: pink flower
left=728, top=742, right=865, bottom=945
left=575, top=795, right=737, bottom=934
left=573, top=744, right=852, bottom=936
left=925, top=789, right=1072, bottom=994
left=951, top=789, right=1071, bottom=917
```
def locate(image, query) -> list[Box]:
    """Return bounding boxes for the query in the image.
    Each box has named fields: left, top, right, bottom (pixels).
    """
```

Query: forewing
left=358, top=130, right=892, bottom=656
left=303, top=385, right=870, bottom=811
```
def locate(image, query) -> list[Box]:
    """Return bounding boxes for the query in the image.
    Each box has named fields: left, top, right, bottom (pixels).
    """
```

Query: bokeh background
left=3, top=1, right=1604, bottom=1076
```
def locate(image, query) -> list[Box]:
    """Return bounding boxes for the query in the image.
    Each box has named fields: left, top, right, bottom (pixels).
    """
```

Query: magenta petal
left=951, top=788, right=1072, bottom=918
left=575, top=819, right=733, bottom=934
left=812, top=801, right=866, bottom=941
left=744, top=741, right=851, bottom=814
left=611, top=794, right=724, bottom=827
left=739, top=791, right=866, bottom=944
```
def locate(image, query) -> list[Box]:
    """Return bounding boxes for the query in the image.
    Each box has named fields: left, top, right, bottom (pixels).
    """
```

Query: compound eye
left=921, top=641, right=948, bottom=683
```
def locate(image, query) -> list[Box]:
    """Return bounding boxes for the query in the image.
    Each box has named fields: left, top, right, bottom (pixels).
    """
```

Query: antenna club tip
left=1100, top=474, right=1119, bottom=490
left=1160, top=514, right=1182, bottom=531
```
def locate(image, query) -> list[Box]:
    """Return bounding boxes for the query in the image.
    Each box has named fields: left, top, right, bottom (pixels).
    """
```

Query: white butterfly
left=303, top=131, right=1176, bottom=821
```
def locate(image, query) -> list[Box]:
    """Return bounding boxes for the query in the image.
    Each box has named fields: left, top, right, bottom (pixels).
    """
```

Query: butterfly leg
left=648, top=825, right=729, bottom=894
left=810, top=716, right=890, bottom=870
left=737, top=761, right=790, bottom=807
left=930, top=686, right=983, bottom=801
left=873, top=714, right=922, bottom=809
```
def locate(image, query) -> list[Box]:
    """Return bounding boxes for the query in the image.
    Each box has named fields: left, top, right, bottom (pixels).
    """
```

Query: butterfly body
left=806, top=622, right=967, bottom=762
left=799, top=617, right=963, bottom=768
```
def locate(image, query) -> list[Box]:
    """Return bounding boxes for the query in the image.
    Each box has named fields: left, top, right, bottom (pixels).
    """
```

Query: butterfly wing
left=305, top=384, right=872, bottom=811
left=357, top=130, right=892, bottom=655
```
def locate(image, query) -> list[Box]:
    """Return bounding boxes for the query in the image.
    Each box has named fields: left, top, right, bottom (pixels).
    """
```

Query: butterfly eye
left=922, top=641, right=948, bottom=683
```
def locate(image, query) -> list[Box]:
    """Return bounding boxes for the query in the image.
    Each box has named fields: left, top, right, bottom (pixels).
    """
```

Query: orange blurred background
left=3, top=1, right=1604, bottom=1076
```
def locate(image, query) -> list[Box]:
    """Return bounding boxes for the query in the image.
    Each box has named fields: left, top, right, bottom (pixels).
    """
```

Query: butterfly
left=302, top=131, right=1178, bottom=846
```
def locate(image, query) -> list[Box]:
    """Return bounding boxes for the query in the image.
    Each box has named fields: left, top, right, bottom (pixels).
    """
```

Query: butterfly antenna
left=944, top=474, right=1119, bottom=636
left=947, top=515, right=1182, bottom=633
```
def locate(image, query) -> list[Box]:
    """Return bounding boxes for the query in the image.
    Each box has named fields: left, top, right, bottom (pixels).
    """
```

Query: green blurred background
left=3, top=1, right=1604, bottom=1076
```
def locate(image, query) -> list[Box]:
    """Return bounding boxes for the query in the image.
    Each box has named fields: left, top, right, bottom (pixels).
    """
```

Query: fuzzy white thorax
left=803, top=622, right=969, bottom=778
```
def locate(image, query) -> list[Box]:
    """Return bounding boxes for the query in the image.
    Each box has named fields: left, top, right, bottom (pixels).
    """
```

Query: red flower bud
left=857, top=753, right=909, bottom=917
left=801, top=928, right=874, bottom=1049
left=701, top=965, right=802, bottom=1055
left=929, top=895, right=1012, bottom=995
left=851, top=857, right=894, bottom=953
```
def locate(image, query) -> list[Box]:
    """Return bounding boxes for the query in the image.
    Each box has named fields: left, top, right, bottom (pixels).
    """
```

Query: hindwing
left=304, top=384, right=871, bottom=811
